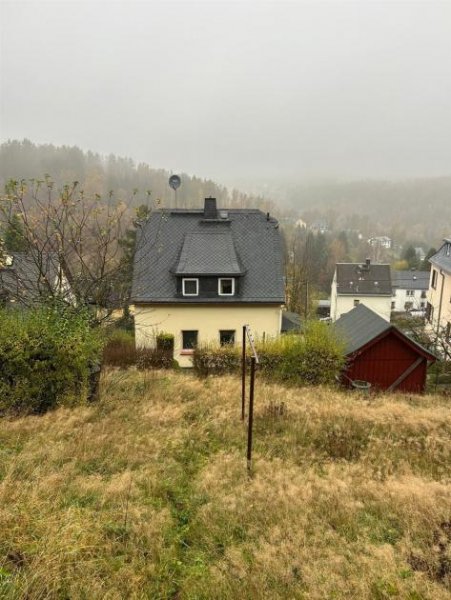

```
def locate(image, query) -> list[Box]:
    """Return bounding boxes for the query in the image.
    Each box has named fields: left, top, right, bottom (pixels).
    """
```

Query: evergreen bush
left=0, top=306, right=103, bottom=414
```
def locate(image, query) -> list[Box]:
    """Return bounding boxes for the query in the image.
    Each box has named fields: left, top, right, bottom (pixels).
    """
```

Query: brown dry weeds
left=0, top=369, right=450, bottom=599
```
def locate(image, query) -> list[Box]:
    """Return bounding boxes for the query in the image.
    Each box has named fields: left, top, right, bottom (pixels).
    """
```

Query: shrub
left=258, top=322, right=346, bottom=386
left=192, top=321, right=345, bottom=386
left=192, top=344, right=241, bottom=377
left=103, top=329, right=136, bottom=368
left=156, top=332, right=174, bottom=352
left=0, top=306, right=103, bottom=414
left=136, top=347, right=174, bottom=370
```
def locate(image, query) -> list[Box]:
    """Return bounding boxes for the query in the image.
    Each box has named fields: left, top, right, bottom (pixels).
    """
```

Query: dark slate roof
left=281, top=311, right=301, bottom=332
left=173, top=231, right=243, bottom=275
left=392, top=270, right=430, bottom=290
left=334, top=304, right=391, bottom=354
left=0, top=252, right=61, bottom=304
left=132, top=207, right=285, bottom=304
left=336, top=262, right=392, bottom=296
left=334, top=304, right=435, bottom=360
left=429, top=238, right=451, bottom=274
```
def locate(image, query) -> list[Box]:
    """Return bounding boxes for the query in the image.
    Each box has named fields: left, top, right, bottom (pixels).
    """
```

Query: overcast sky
left=1, top=0, right=450, bottom=185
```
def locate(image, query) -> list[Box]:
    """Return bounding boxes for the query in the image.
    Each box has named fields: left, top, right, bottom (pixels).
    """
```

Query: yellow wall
left=427, top=267, right=451, bottom=334
left=132, top=303, right=282, bottom=367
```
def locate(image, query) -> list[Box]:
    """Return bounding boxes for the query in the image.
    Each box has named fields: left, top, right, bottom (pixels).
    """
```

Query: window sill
left=180, top=350, right=194, bottom=355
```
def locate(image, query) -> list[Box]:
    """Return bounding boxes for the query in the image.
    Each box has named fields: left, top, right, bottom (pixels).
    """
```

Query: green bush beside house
left=193, top=321, right=345, bottom=386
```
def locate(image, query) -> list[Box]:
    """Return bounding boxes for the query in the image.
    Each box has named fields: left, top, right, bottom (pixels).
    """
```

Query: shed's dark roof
left=334, top=304, right=391, bottom=354
left=392, top=270, right=430, bottom=290
left=429, top=238, right=451, bottom=274
left=334, top=304, right=436, bottom=360
left=132, top=208, right=285, bottom=303
left=281, top=311, right=301, bottom=332
left=336, top=262, right=391, bottom=296
left=173, top=231, right=243, bottom=276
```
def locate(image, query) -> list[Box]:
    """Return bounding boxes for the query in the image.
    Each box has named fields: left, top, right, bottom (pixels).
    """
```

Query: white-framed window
left=182, top=278, right=199, bottom=296
left=218, top=278, right=235, bottom=296
left=406, top=290, right=414, bottom=296
left=353, top=299, right=360, bottom=307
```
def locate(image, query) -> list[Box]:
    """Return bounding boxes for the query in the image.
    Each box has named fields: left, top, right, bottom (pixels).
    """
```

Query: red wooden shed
left=335, top=304, right=436, bottom=393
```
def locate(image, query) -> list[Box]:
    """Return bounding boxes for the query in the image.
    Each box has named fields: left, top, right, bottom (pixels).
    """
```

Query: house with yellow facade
left=130, top=198, right=285, bottom=366
left=426, top=238, right=451, bottom=345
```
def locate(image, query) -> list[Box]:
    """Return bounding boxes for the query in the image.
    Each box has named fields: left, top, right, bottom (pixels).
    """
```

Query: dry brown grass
left=0, top=369, right=450, bottom=599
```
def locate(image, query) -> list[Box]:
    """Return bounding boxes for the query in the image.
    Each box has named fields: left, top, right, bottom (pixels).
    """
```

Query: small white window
left=182, top=278, right=199, bottom=296
left=218, top=278, right=235, bottom=296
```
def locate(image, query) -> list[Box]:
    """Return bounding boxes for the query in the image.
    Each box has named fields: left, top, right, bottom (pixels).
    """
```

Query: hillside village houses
left=391, top=270, right=429, bottom=314
left=426, top=237, right=451, bottom=344
left=330, top=259, right=392, bottom=322
left=131, top=198, right=285, bottom=367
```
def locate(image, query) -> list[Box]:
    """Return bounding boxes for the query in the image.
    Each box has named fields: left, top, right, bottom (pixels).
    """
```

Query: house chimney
left=204, top=197, right=217, bottom=219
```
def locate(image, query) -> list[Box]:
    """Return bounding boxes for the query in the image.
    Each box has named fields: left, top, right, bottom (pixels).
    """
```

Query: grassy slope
left=0, top=371, right=450, bottom=599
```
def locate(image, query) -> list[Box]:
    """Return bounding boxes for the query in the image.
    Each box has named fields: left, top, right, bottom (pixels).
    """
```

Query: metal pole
left=241, top=325, right=246, bottom=420
left=247, top=356, right=256, bottom=474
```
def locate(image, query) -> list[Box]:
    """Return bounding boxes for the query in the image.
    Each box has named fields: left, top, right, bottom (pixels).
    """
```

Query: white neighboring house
left=368, top=236, right=392, bottom=249
left=295, top=218, right=307, bottom=229
left=391, top=270, right=429, bottom=314
left=426, top=238, right=451, bottom=344
left=330, top=259, right=392, bottom=322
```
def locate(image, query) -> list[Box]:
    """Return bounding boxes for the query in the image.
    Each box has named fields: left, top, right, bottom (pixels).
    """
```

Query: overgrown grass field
left=0, top=370, right=450, bottom=598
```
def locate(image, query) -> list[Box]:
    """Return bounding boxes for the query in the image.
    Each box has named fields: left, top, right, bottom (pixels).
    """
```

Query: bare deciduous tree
left=0, top=177, right=133, bottom=319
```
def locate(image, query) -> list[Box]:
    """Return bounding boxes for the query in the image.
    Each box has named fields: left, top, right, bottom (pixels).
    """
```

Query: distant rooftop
left=392, top=270, right=429, bottom=290
left=335, top=260, right=392, bottom=296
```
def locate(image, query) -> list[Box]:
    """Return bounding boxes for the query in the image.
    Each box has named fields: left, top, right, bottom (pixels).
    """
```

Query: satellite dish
left=169, top=174, right=181, bottom=190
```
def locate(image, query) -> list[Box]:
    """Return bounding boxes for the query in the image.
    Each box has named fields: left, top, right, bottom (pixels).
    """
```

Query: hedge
left=103, top=330, right=176, bottom=370
left=193, top=321, right=345, bottom=386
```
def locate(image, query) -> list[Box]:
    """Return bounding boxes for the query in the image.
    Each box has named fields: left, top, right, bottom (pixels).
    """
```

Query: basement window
left=182, top=278, right=199, bottom=296
left=218, top=278, right=235, bottom=296
left=220, top=330, right=235, bottom=346
left=182, top=330, right=198, bottom=352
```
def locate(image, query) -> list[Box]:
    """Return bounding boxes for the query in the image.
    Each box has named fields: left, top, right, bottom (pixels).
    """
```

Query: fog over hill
left=2, top=1, right=451, bottom=183
left=1, top=140, right=450, bottom=248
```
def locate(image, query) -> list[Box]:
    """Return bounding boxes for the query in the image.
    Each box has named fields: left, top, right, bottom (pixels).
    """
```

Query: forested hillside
left=257, top=178, right=451, bottom=243
left=0, top=140, right=278, bottom=214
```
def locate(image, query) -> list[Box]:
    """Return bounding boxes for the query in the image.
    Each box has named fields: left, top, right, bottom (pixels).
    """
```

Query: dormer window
left=218, top=278, right=235, bottom=296
left=182, top=278, right=199, bottom=296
